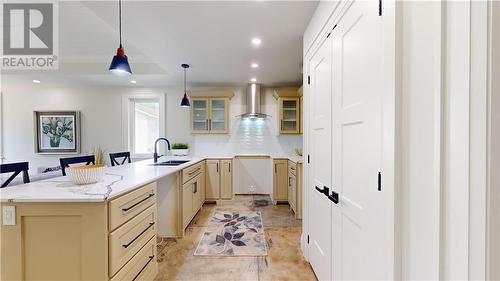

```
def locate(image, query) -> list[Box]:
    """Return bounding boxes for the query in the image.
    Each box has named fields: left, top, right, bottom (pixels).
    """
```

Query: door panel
left=199, top=172, right=206, bottom=202
left=273, top=160, right=288, bottom=202
left=205, top=160, right=220, bottom=199
left=308, top=35, right=333, bottom=281
left=182, top=183, right=193, bottom=228
left=220, top=160, right=232, bottom=199
left=192, top=179, right=201, bottom=212
left=331, top=1, right=392, bottom=280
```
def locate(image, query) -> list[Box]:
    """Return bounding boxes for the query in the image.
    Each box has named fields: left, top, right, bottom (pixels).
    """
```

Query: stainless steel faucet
left=153, top=138, right=171, bottom=163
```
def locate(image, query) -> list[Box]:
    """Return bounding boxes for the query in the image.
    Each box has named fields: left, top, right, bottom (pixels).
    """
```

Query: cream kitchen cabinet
left=181, top=161, right=205, bottom=229
left=278, top=97, right=301, bottom=134
left=272, top=159, right=288, bottom=204
left=1, top=182, right=159, bottom=281
left=205, top=159, right=233, bottom=200
left=220, top=159, right=233, bottom=199
left=287, top=160, right=302, bottom=219
left=191, top=97, right=229, bottom=134
left=206, top=159, right=220, bottom=199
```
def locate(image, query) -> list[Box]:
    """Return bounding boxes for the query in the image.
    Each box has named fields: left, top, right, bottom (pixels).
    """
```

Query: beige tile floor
left=155, top=195, right=317, bottom=281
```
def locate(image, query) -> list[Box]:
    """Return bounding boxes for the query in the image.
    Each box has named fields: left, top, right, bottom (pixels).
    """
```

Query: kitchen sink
left=150, top=160, right=191, bottom=166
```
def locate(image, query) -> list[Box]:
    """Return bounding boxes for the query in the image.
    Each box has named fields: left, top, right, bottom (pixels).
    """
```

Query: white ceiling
left=3, top=1, right=318, bottom=88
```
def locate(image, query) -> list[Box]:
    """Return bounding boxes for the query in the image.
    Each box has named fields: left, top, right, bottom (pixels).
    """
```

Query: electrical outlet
left=2, top=206, right=16, bottom=225
left=249, top=185, right=256, bottom=192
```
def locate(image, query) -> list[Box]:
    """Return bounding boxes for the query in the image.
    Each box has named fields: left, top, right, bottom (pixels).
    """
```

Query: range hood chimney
left=241, top=83, right=267, bottom=118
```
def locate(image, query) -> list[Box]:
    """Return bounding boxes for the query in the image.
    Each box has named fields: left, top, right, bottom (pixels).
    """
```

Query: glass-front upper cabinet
left=191, top=97, right=229, bottom=134
left=209, top=98, right=228, bottom=133
left=279, top=97, right=300, bottom=134
left=191, top=98, right=209, bottom=133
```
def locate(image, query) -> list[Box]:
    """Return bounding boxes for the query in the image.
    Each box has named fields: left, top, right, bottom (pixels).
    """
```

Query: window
left=131, top=99, right=159, bottom=154
left=124, top=95, right=165, bottom=158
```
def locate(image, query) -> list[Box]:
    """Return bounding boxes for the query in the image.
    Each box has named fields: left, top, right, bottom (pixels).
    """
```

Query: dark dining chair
left=59, top=155, right=95, bottom=176
left=109, top=152, right=131, bottom=167
left=1, top=162, right=30, bottom=188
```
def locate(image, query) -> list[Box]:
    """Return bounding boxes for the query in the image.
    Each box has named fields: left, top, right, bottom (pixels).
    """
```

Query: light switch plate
left=2, top=206, right=16, bottom=225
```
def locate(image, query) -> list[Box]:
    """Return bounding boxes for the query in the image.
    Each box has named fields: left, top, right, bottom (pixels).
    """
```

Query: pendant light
left=180, top=64, right=190, bottom=107
left=109, top=0, right=132, bottom=75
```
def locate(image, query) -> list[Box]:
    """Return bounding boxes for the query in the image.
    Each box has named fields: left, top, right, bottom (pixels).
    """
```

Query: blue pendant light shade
left=109, top=0, right=132, bottom=75
left=181, top=93, right=190, bottom=107
left=109, top=47, right=132, bottom=75
left=180, top=64, right=190, bottom=107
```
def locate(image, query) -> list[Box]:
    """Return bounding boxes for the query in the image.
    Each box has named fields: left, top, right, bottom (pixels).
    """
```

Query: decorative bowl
left=66, top=164, right=106, bottom=185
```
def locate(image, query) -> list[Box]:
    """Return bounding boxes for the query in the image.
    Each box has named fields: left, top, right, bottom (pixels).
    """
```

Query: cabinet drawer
left=288, top=161, right=297, bottom=175
left=109, top=182, right=157, bottom=231
left=111, top=236, right=157, bottom=281
left=109, top=204, right=157, bottom=277
left=182, top=162, right=203, bottom=184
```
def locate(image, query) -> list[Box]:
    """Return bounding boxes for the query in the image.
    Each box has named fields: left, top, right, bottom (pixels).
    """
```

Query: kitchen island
left=0, top=156, right=202, bottom=281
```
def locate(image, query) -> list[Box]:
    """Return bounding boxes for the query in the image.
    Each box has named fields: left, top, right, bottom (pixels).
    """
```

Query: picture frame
left=34, top=111, right=81, bottom=154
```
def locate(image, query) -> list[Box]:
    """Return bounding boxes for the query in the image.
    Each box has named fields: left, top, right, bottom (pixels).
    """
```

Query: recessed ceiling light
left=251, top=37, right=262, bottom=46
left=130, top=80, right=137, bottom=84
left=32, top=79, right=41, bottom=84
left=251, top=63, right=259, bottom=68
left=250, top=78, right=257, bottom=82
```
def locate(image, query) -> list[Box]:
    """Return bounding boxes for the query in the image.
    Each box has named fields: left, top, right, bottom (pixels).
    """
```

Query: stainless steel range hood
left=241, top=83, right=267, bottom=118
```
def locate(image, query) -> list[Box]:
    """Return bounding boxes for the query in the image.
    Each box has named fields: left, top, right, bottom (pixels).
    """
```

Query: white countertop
left=287, top=156, right=303, bottom=164
left=0, top=154, right=302, bottom=203
left=0, top=156, right=203, bottom=203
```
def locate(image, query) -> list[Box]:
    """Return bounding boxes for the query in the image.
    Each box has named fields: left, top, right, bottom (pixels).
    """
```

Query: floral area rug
left=194, top=211, right=267, bottom=256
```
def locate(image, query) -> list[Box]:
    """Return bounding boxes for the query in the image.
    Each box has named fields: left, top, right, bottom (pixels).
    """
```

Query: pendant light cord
left=119, top=0, right=122, bottom=48
left=184, top=67, right=187, bottom=94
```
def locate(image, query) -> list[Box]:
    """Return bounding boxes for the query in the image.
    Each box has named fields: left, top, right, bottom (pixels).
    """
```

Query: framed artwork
left=34, top=111, right=81, bottom=154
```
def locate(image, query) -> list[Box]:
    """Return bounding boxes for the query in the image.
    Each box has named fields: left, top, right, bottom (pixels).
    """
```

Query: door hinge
left=326, top=32, right=331, bottom=38
left=307, top=235, right=310, bottom=244
left=378, top=0, right=382, bottom=16
left=307, top=154, right=310, bottom=164
left=307, top=75, right=311, bottom=85
left=378, top=172, right=382, bottom=191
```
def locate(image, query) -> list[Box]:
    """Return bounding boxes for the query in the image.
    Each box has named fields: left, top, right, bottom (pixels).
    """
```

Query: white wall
left=0, top=82, right=164, bottom=172
left=488, top=1, right=500, bottom=279
left=468, top=1, right=489, bottom=279
left=0, top=80, right=301, bottom=173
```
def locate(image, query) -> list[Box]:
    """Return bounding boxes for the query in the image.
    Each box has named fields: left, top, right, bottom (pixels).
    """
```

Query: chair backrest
left=1, top=162, right=30, bottom=188
left=59, top=155, right=95, bottom=176
left=109, top=152, right=131, bottom=167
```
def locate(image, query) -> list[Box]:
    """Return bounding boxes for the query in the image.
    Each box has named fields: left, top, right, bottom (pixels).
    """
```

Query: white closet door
left=331, top=1, right=393, bottom=280
left=308, top=35, right=333, bottom=281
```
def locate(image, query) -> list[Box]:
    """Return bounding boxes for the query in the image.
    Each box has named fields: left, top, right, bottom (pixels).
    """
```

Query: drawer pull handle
left=188, top=168, right=201, bottom=176
left=122, top=193, right=155, bottom=212
left=132, top=254, right=155, bottom=281
left=122, top=222, right=155, bottom=249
